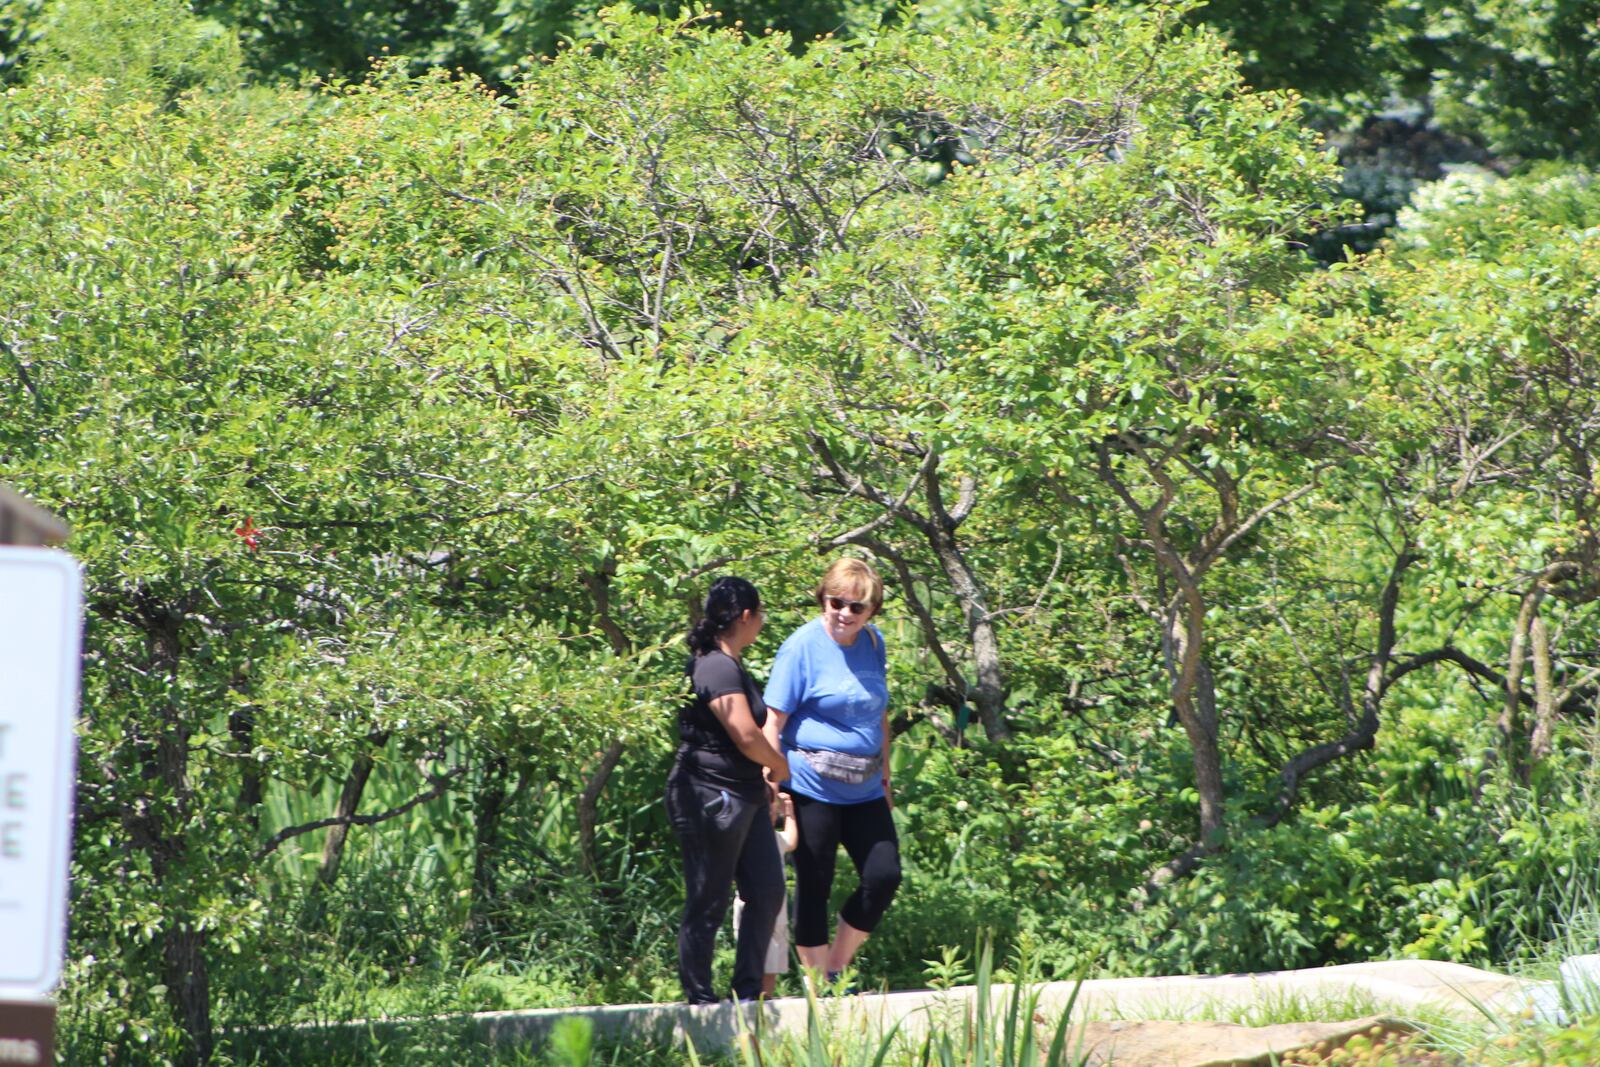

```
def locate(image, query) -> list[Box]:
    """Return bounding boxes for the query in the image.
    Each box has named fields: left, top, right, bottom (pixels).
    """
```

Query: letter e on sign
left=0, top=548, right=82, bottom=997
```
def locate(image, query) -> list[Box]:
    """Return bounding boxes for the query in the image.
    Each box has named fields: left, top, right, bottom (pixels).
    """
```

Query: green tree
left=191, top=0, right=893, bottom=87
left=0, top=0, right=45, bottom=82
left=0, top=50, right=693, bottom=1064
left=17, top=2, right=1600, bottom=1059
left=27, top=0, right=241, bottom=102
left=1372, top=167, right=1600, bottom=777
left=1426, top=0, right=1600, bottom=163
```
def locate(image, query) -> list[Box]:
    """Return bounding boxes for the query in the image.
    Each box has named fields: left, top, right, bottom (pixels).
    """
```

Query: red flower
left=234, top=516, right=260, bottom=552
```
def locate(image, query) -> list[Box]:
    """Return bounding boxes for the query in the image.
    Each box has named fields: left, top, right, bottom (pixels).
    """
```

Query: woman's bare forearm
left=711, top=694, right=788, bottom=779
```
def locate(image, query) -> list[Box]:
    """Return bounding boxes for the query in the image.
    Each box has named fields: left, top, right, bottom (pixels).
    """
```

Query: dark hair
left=687, top=576, right=762, bottom=655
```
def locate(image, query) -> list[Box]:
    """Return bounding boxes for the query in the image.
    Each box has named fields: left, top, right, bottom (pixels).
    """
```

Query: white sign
left=0, top=548, right=82, bottom=997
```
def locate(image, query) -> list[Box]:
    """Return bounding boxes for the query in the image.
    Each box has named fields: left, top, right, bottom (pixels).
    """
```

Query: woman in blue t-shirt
left=762, top=557, right=901, bottom=986
left=666, top=576, right=792, bottom=1004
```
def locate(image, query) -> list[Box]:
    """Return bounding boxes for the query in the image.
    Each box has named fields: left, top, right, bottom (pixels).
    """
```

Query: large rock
left=1067, top=1015, right=1418, bottom=1066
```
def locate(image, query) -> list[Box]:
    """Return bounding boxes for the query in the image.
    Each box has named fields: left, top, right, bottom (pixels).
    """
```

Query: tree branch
left=849, top=536, right=970, bottom=726
left=254, top=763, right=468, bottom=860
left=825, top=447, right=938, bottom=547
left=1193, top=478, right=1320, bottom=574
left=809, top=433, right=932, bottom=533
left=1258, top=548, right=1416, bottom=828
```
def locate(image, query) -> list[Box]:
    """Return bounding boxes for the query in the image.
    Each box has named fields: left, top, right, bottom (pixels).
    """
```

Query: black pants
left=665, top=765, right=784, bottom=1003
left=790, top=792, right=902, bottom=948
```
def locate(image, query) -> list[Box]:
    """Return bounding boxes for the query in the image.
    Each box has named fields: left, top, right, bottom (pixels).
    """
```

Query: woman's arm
left=710, top=693, right=789, bottom=781
left=761, top=707, right=790, bottom=799
left=776, top=794, right=800, bottom=852
left=762, top=708, right=790, bottom=763
left=762, top=706, right=788, bottom=754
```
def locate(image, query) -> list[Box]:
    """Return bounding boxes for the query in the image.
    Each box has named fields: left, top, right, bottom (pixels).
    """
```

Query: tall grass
left=677, top=939, right=1088, bottom=1067
left=226, top=939, right=1088, bottom=1067
left=219, top=758, right=683, bottom=1032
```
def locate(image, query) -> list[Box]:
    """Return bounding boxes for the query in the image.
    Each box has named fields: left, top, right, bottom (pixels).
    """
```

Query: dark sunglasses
left=825, top=595, right=869, bottom=615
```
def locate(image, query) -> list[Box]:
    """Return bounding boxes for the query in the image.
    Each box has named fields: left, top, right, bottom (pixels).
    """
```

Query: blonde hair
left=814, top=557, right=884, bottom=617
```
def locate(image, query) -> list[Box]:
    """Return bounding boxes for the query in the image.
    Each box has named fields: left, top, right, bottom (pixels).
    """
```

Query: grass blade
left=1044, top=976, right=1085, bottom=1067
left=975, top=937, right=994, bottom=1066
left=868, top=1018, right=904, bottom=1067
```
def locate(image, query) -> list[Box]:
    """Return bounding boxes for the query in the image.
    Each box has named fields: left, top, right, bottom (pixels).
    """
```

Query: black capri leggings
left=790, top=792, right=902, bottom=947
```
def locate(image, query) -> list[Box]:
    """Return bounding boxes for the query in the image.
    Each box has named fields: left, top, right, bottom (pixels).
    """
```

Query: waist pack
left=800, top=748, right=882, bottom=786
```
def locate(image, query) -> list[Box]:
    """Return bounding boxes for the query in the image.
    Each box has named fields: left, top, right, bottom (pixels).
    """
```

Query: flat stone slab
left=461, top=958, right=1528, bottom=1055
left=1036, top=959, right=1528, bottom=1022
left=272, top=958, right=1526, bottom=1060
left=1069, top=1016, right=1418, bottom=1067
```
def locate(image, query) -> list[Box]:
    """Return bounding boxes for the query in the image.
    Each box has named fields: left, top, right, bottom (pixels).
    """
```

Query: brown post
left=0, top=1000, right=53, bottom=1065
left=0, top=484, right=69, bottom=548
left=0, top=482, right=69, bottom=1058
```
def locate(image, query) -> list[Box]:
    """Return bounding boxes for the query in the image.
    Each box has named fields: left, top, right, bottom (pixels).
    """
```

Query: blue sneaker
left=824, top=971, right=860, bottom=996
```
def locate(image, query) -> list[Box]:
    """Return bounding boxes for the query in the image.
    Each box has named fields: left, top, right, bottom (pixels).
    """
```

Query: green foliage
left=544, top=1017, right=595, bottom=1067
left=936, top=939, right=1086, bottom=1067
left=27, top=0, right=242, bottom=100
left=1425, top=0, right=1600, bottom=163
left=225, top=1021, right=716, bottom=1066
left=6, top=2, right=1600, bottom=1064
left=1189, top=0, right=1413, bottom=102
left=0, top=0, right=45, bottom=81
left=684, top=940, right=1085, bottom=1067
left=188, top=0, right=900, bottom=88
left=1523, top=1020, right=1600, bottom=1067
left=1194, top=0, right=1600, bottom=168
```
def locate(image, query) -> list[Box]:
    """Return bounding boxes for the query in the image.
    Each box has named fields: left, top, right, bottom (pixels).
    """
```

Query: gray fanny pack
left=800, top=748, right=882, bottom=785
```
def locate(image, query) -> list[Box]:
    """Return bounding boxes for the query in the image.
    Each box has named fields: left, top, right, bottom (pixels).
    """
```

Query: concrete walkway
left=454, top=959, right=1532, bottom=1060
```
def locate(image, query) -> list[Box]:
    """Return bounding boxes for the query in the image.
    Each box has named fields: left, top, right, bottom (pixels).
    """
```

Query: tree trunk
left=917, top=462, right=1008, bottom=742
left=578, top=739, right=624, bottom=878
left=811, top=436, right=1011, bottom=743
left=1264, top=548, right=1417, bottom=826
left=229, top=703, right=262, bottom=830
left=468, top=756, right=512, bottom=938
left=318, top=731, right=389, bottom=885
left=1527, top=610, right=1558, bottom=779
left=1499, top=587, right=1543, bottom=778
left=126, top=594, right=215, bottom=1064
left=576, top=561, right=633, bottom=878
left=164, top=924, right=212, bottom=1066
left=1163, top=589, right=1224, bottom=842
left=925, top=525, right=1009, bottom=742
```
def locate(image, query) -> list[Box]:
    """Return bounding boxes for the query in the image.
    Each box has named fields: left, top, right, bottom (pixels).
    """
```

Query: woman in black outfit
left=666, top=576, right=791, bottom=1004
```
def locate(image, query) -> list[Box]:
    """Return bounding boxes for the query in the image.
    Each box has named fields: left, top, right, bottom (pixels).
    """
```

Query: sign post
left=0, top=1001, right=52, bottom=1066
left=0, top=488, right=80, bottom=1066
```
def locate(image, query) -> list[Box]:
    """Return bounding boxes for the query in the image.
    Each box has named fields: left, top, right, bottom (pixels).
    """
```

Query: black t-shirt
left=677, top=651, right=767, bottom=796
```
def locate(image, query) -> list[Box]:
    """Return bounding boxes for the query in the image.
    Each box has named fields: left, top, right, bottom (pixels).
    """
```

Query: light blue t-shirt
left=765, top=617, right=889, bottom=804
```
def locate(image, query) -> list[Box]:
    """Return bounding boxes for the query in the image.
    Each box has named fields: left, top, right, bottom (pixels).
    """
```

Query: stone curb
left=291, top=958, right=1532, bottom=1057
